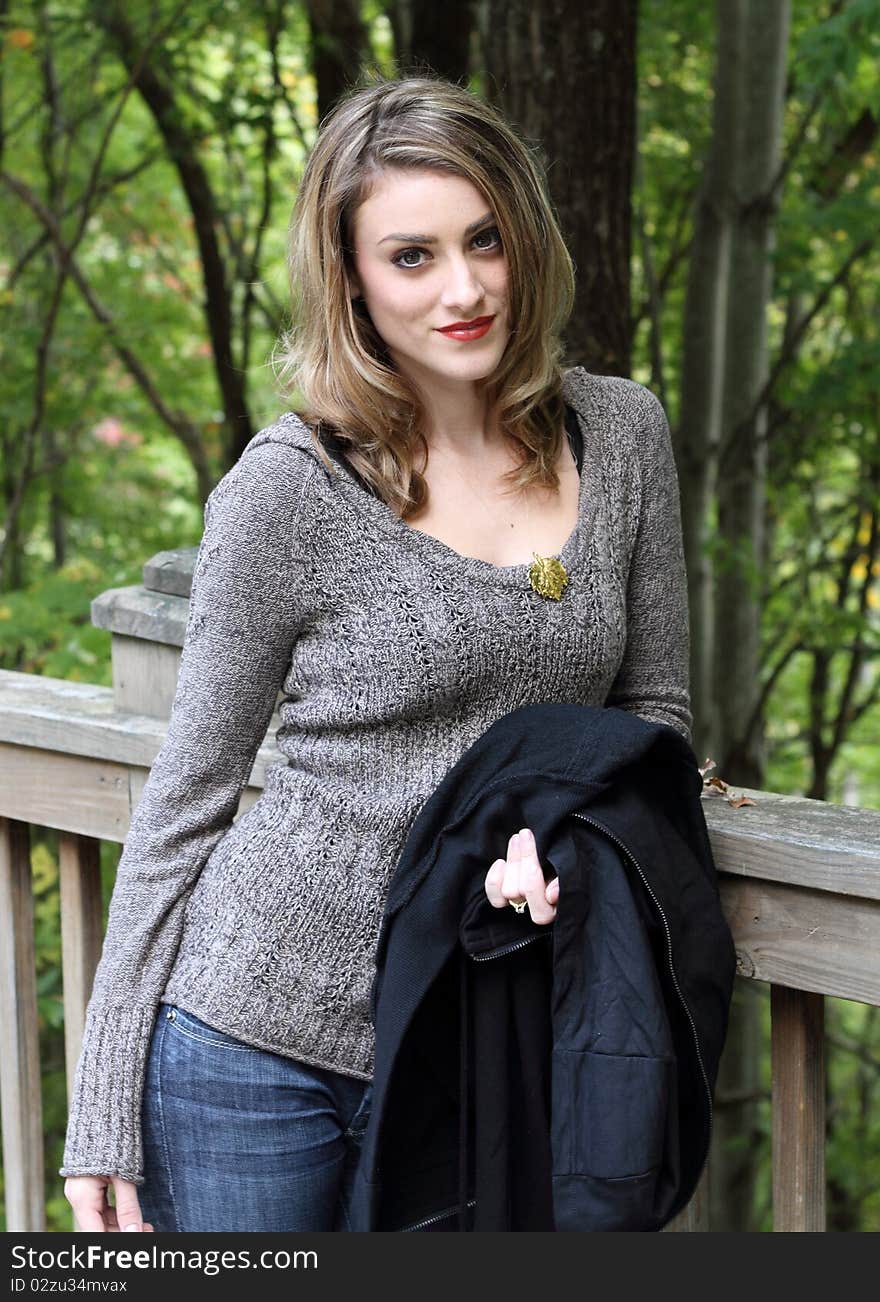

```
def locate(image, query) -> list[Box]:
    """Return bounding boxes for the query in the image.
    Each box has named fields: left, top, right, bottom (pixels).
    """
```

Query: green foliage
left=0, top=563, right=106, bottom=677
left=1, top=0, right=878, bottom=1235
left=636, top=0, right=880, bottom=820
left=0, top=427, right=201, bottom=674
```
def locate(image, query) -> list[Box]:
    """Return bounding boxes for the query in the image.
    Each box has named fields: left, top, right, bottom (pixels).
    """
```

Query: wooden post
left=771, top=983, right=825, bottom=1231
left=0, top=817, right=46, bottom=1231
left=59, top=832, right=104, bottom=1106
left=663, top=1157, right=710, bottom=1230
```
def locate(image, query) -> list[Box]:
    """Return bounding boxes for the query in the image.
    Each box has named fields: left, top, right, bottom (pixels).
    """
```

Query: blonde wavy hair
left=272, top=71, right=576, bottom=520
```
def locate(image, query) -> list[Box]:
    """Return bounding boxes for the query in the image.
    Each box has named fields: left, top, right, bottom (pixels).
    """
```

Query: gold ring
left=509, top=899, right=528, bottom=914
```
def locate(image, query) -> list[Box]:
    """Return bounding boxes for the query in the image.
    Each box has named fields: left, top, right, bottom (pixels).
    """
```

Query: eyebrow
left=377, top=211, right=495, bottom=246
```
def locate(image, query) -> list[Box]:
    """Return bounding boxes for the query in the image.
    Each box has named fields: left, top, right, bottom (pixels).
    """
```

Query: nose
left=439, top=253, right=486, bottom=314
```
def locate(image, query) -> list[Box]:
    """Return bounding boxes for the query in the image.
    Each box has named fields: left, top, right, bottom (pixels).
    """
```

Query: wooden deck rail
left=2, top=668, right=878, bottom=1231
left=6, top=550, right=876, bottom=1233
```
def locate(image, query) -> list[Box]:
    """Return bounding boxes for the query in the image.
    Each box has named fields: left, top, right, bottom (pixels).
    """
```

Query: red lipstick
left=435, top=315, right=495, bottom=341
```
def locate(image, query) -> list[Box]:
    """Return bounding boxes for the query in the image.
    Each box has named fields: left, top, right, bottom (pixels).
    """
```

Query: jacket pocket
left=554, top=1048, right=675, bottom=1178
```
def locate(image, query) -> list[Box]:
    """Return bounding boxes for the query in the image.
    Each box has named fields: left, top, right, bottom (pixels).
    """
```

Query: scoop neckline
left=325, top=397, right=597, bottom=591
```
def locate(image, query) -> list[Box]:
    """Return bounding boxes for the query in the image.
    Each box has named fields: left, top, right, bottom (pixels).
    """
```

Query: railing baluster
left=771, top=984, right=826, bottom=1231
left=663, top=1159, right=710, bottom=1230
left=0, top=817, right=46, bottom=1231
left=59, top=832, right=104, bottom=1107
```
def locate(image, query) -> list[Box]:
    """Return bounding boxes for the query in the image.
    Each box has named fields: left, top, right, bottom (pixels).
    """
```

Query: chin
left=433, top=358, right=503, bottom=386
left=387, top=327, right=510, bottom=388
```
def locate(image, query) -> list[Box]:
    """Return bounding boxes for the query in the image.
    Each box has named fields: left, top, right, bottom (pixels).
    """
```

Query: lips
left=437, top=315, right=495, bottom=333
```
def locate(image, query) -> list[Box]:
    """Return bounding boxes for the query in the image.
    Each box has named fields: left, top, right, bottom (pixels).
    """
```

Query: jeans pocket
left=163, top=1005, right=260, bottom=1053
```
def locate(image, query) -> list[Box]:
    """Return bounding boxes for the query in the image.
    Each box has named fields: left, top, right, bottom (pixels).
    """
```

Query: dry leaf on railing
left=698, top=758, right=757, bottom=808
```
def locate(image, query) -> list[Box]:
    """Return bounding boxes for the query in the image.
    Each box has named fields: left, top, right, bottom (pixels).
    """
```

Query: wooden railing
left=1, top=667, right=878, bottom=1232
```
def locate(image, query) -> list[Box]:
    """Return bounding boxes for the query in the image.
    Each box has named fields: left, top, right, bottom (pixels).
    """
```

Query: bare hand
left=484, top=827, right=559, bottom=925
left=64, top=1175, right=154, bottom=1233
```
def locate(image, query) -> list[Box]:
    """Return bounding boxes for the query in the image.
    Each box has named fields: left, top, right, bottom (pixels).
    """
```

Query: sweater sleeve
left=59, top=438, right=314, bottom=1184
left=604, top=384, right=694, bottom=747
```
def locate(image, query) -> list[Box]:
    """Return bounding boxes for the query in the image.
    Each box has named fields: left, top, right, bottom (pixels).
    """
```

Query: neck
left=404, top=368, right=504, bottom=457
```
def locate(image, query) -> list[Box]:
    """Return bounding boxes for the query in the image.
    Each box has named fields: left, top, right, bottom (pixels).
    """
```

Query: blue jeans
left=138, top=1004, right=373, bottom=1232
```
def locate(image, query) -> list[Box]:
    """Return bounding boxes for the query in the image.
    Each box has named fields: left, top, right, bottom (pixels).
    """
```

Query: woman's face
left=347, top=168, right=511, bottom=396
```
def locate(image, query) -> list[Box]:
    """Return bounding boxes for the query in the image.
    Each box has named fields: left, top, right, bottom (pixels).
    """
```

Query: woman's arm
left=59, top=436, right=315, bottom=1184
left=604, top=383, right=693, bottom=747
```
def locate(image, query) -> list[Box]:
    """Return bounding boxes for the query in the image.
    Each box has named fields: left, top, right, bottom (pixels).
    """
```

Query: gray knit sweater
left=59, top=366, right=692, bottom=1184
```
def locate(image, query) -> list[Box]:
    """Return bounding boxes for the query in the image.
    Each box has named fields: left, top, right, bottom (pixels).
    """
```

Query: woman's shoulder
left=214, top=410, right=332, bottom=493
left=562, top=369, right=678, bottom=529
left=562, top=368, right=673, bottom=489
left=204, top=412, right=328, bottom=544
left=562, top=366, right=667, bottom=430
left=240, top=409, right=326, bottom=467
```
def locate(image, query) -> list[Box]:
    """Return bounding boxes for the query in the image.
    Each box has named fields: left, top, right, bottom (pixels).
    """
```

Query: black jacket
left=349, top=703, right=736, bottom=1232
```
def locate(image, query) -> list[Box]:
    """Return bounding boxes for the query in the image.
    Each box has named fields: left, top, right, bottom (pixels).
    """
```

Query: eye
left=391, top=247, right=427, bottom=269
left=390, top=226, right=503, bottom=270
left=473, top=226, right=503, bottom=252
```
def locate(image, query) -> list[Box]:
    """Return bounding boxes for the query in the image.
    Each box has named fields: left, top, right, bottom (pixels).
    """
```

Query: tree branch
left=1, top=171, right=212, bottom=502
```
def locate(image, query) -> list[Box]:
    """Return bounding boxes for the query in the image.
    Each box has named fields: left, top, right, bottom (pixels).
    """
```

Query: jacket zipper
left=469, top=931, right=551, bottom=963
left=572, top=811, right=713, bottom=1132
left=400, top=1197, right=477, bottom=1233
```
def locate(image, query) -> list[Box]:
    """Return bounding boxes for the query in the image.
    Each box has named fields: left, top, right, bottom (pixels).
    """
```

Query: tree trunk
left=43, top=425, right=65, bottom=569
left=305, top=0, right=371, bottom=124
left=94, top=2, right=251, bottom=468
left=390, top=0, right=474, bottom=82
left=480, top=0, right=637, bottom=375
left=677, top=1, right=744, bottom=762
left=714, top=0, right=788, bottom=785
left=0, top=432, right=24, bottom=591
left=709, top=0, right=791, bottom=1234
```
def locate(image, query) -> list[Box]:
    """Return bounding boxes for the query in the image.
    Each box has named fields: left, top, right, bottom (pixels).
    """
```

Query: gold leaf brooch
left=528, top=553, right=569, bottom=600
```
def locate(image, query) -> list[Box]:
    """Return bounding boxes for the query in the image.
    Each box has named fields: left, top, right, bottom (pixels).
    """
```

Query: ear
left=347, top=270, right=363, bottom=301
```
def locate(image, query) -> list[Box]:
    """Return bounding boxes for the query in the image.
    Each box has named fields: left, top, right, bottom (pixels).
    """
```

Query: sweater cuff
left=58, top=1002, right=159, bottom=1186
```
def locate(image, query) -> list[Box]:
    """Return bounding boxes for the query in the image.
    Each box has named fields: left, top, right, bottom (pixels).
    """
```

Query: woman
left=61, top=73, right=691, bottom=1233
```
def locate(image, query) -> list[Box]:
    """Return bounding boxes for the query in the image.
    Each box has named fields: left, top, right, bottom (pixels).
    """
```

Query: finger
left=546, top=875, right=560, bottom=905
left=108, top=1213, right=155, bottom=1234
left=111, top=1177, right=145, bottom=1233
left=72, top=1210, right=106, bottom=1233
left=485, top=858, right=509, bottom=908
left=518, top=828, right=556, bottom=925
left=67, top=1184, right=108, bottom=1233
left=501, top=829, right=525, bottom=902
left=106, top=1207, right=141, bottom=1233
